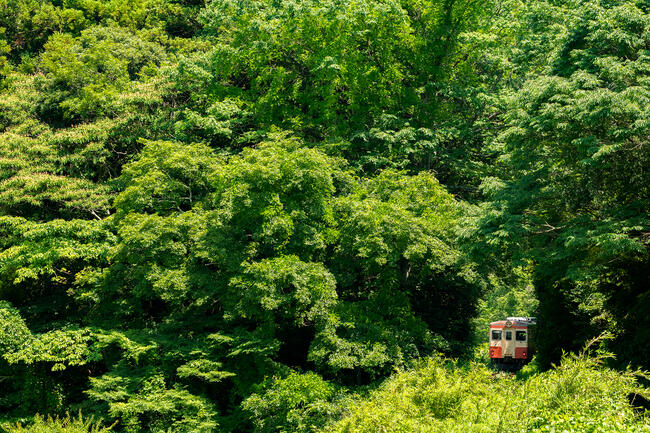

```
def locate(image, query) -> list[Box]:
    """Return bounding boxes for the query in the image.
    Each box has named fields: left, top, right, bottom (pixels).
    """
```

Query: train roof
left=490, top=317, right=537, bottom=328
left=506, top=316, right=536, bottom=323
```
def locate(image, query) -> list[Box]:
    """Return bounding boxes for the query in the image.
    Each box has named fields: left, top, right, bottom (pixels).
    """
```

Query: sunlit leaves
left=242, top=371, right=344, bottom=433
left=5, top=328, right=98, bottom=371
left=2, top=413, right=114, bottom=433
left=0, top=217, right=113, bottom=288
left=0, top=302, right=32, bottom=353
left=37, top=27, right=166, bottom=122
left=199, top=0, right=415, bottom=135
left=176, top=359, right=235, bottom=383
left=325, top=353, right=650, bottom=433
left=115, top=140, right=221, bottom=217
left=90, top=373, right=218, bottom=433
left=0, top=0, right=552, bottom=429
left=228, top=256, right=337, bottom=327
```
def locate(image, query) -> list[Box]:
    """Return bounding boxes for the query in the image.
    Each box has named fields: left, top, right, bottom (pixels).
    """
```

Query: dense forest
left=0, top=0, right=649, bottom=431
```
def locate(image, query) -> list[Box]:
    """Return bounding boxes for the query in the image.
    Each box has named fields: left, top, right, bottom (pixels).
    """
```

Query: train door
left=502, top=328, right=515, bottom=357
left=514, top=329, right=528, bottom=359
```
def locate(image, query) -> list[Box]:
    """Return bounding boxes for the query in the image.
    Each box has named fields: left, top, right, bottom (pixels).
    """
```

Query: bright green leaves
left=333, top=171, right=463, bottom=292
left=0, top=0, right=89, bottom=61
left=207, top=137, right=342, bottom=264
left=228, top=257, right=337, bottom=328
left=5, top=328, right=98, bottom=371
left=38, top=32, right=127, bottom=122
left=310, top=291, right=438, bottom=377
left=0, top=57, right=170, bottom=221
left=89, top=373, right=218, bottom=433
left=197, top=0, right=495, bottom=141
left=106, top=212, right=202, bottom=313
left=499, top=0, right=650, bottom=270
left=0, top=217, right=113, bottom=289
left=89, top=136, right=476, bottom=431
left=108, top=137, right=342, bottom=315
left=0, top=219, right=112, bottom=416
left=191, top=0, right=504, bottom=199
left=199, top=0, right=415, bottom=135
left=174, top=98, right=252, bottom=147
left=2, top=413, right=114, bottom=433
left=325, top=353, right=650, bottom=433
left=177, top=359, right=235, bottom=383
left=84, top=330, right=222, bottom=433
left=0, top=123, right=113, bottom=219
left=0, top=302, right=32, bottom=354
left=107, top=136, right=474, bottom=360
left=89, top=140, right=347, bottom=429
left=2, top=0, right=650, bottom=429
left=106, top=137, right=345, bottom=341
left=115, top=140, right=221, bottom=217
left=0, top=326, right=99, bottom=416
left=340, top=116, right=442, bottom=174
left=330, top=171, right=477, bottom=358
left=242, top=371, right=344, bottom=433
left=37, top=27, right=166, bottom=123
left=0, top=0, right=495, bottom=424
left=0, top=0, right=199, bottom=63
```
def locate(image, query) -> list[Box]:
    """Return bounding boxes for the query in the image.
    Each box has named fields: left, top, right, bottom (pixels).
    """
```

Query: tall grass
left=1, top=413, right=113, bottom=433
left=326, top=347, right=650, bottom=433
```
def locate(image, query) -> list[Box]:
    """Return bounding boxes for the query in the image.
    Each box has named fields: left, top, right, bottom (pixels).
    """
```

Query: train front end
left=489, top=317, right=536, bottom=371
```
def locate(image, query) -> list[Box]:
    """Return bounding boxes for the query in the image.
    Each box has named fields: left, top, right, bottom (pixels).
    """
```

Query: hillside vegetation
left=327, top=350, right=650, bottom=433
left=0, top=0, right=648, bottom=431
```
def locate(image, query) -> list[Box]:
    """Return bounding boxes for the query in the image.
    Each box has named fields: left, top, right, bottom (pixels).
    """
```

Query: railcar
left=489, top=316, right=536, bottom=371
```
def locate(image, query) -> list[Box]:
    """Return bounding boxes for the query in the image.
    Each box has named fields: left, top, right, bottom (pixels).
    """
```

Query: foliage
left=1, top=413, right=112, bottom=433
left=472, top=268, right=538, bottom=345
left=241, top=371, right=346, bottom=433
left=1, top=0, right=650, bottom=431
left=478, top=0, right=650, bottom=368
left=326, top=351, right=650, bottom=433
left=0, top=301, right=32, bottom=353
left=0, top=136, right=473, bottom=431
left=186, top=0, right=504, bottom=194
left=36, top=26, right=166, bottom=123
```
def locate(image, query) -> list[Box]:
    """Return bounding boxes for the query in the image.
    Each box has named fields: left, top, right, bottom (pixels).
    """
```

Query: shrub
left=1, top=413, right=113, bottom=433
left=326, top=351, right=650, bottom=433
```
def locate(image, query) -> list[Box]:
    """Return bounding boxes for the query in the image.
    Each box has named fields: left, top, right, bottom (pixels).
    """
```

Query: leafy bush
left=0, top=302, right=32, bottom=353
left=36, top=26, right=165, bottom=122
left=326, top=351, right=650, bottom=433
left=242, top=371, right=346, bottom=433
left=1, top=413, right=112, bottom=433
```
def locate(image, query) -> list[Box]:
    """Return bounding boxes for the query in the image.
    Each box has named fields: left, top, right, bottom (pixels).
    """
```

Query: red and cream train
left=489, top=316, right=536, bottom=370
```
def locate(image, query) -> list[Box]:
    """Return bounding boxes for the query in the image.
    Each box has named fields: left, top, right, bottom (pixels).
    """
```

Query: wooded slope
left=0, top=0, right=648, bottom=431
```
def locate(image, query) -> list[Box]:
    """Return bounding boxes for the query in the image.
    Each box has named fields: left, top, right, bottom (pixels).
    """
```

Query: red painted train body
left=489, top=317, right=536, bottom=371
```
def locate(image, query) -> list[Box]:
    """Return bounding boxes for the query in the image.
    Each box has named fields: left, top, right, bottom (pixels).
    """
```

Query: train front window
left=491, top=330, right=502, bottom=340
left=505, top=331, right=512, bottom=341
left=516, top=331, right=527, bottom=341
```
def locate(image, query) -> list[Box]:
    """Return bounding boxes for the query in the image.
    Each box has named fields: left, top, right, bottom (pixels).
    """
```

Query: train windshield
left=516, top=331, right=527, bottom=341
left=491, top=330, right=502, bottom=340
left=505, top=331, right=512, bottom=340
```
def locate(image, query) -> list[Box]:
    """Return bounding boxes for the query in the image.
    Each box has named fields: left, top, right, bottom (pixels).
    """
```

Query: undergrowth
left=1, top=414, right=113, bottom=433
left=326, top=345, right=650, bottom=433
left=3, top=343, right=648, bottom=433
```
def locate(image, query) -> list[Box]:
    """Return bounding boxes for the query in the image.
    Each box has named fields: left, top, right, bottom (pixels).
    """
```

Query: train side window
left=491, top=330, right=502, bottom=340
left=505, top=331, right=512, bottom=341
left=516, top=331, right=527, bottom=341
